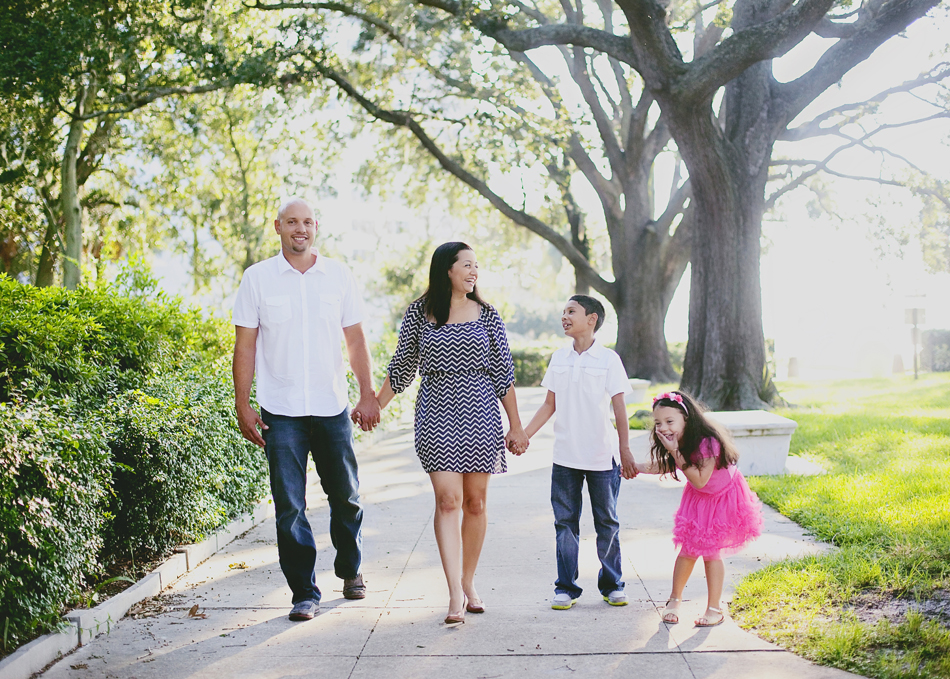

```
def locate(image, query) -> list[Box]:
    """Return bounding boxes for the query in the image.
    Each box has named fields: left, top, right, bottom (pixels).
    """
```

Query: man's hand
left=351, top=393, right=381, bottom=432
left=236, top=403, right=268, bottom=448
left=619, top=445, right=637, bottom=479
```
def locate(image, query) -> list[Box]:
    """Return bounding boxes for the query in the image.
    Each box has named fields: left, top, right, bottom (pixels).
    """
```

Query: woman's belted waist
left=421, top=368, right=488, bottom=378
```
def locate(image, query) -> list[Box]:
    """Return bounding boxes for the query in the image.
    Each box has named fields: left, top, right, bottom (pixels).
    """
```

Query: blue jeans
left=261, top=408, right=362, bottom=604
left=551, top=462, right=624, bottom=598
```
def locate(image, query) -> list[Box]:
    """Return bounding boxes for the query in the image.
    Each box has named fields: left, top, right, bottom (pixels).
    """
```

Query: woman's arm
left=376, top=374, right=396, bottom=409
left=501, top=386, right=529, bottom=454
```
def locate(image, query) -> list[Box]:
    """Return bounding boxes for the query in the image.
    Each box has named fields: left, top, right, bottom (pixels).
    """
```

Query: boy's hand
left=619, top=446, right=637, bottom=479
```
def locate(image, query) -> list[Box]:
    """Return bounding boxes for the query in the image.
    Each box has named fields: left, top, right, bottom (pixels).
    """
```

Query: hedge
left=0, top=274, right=265, bottom=652
left=0, top=399, right=111, bottom=649
left=104, top=364, right=268, bottom=560
left=0, top=274, right=229, bottom=403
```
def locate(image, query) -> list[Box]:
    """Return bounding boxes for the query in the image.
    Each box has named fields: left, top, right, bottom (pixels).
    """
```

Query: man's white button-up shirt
left=540, top=341, right=632, bottom=471
left=232, top=249, right=364, bottom=417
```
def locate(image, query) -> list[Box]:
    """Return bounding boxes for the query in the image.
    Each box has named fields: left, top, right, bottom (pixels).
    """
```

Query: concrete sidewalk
left=41, top=388, right=860, bottom=679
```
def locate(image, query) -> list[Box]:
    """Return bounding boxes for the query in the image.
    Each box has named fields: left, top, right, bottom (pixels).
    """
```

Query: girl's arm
left=611, top=393, right=637, bottom=479
left=671, top=449, right=716, bottom=488
left=634, top=460, right=662, bottom=475
left=523, top=390, right=556, bottom=439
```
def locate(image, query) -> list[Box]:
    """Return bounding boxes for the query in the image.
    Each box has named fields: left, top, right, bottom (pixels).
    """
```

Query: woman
left=376, top=242, right=529, bottom=625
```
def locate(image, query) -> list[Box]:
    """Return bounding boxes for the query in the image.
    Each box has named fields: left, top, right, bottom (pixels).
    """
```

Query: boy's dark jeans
left=551, top=462, right=624, bottom=599
left=261, top=408, right=363, bottom=604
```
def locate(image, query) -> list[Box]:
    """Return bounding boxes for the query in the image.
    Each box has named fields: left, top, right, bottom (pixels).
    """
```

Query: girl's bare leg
left=664, top=553, right=697, bottom=623
left=461, top=472, right=490, bottom=604
left=429, top=471, right=465, bottom=616
left=697, top=558, right=725, bottom=625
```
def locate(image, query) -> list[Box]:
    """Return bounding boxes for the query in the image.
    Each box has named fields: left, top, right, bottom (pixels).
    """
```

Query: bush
left=103, top=361, right=268, bottom=561
left=511, top=348, right=553, bottom=387
left=921, top=329, right=950, bottom=372
left=0, top=274, right=230, bottom=403
left=0, top=399, right=110, bottom=649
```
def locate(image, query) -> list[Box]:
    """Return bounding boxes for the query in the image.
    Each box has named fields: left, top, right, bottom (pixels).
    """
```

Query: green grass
left=733, top=373, right=950, bottom=679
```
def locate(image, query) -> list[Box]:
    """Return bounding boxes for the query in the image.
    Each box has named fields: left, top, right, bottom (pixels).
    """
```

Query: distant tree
left=130, top=85, right=340, bottom=292
left=0, top=0, right=315, bottom=288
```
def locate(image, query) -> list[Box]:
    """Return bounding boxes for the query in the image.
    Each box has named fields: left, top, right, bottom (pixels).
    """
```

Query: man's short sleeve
left=339, top=263, right=365, bottom=328
left=232, top=268, right=260, bottom=328
left=605, top=350, right=633, bottom=397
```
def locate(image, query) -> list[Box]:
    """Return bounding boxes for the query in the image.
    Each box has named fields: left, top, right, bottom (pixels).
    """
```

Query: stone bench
left=624, top=378, right=651, bottom=404
left=706, top=410, right=798, bottom=476
left=630, top=409, right=799, bottom=476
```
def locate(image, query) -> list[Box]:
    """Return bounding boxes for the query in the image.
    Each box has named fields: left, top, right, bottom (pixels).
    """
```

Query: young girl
left=635, top=390, right=763, bottom=627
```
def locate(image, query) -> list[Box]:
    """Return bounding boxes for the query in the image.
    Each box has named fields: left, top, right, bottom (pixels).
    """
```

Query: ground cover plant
left=733, top=374, right=950, bottom=679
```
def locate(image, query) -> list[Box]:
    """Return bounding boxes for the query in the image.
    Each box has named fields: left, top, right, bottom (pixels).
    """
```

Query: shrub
left=512, top=348, right=553, bottom=387
left=0, top=274, right=230, bottom=404
left=103, top=361, right=268, bottom=561
left=0, top=399, right=110, bottom=649
left=921, top=329, right=950, bottom=372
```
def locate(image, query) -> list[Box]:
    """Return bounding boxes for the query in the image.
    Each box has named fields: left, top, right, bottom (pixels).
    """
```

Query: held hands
left=505, top=427, right=530, bottom=456
left=619, top=445, right=638, bottom=480
left=351, top=392, right=382, bottom=432
left=236, top=403, right=268, bottom=448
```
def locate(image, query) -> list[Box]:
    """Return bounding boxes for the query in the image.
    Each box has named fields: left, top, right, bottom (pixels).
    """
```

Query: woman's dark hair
left=650, top=390, right=739, bottom=479
left=420, top=241, right=487, bottom=327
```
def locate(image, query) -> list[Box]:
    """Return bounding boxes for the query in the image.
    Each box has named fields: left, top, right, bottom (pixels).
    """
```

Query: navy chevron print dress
left=387, top=298, right=515, bottom=474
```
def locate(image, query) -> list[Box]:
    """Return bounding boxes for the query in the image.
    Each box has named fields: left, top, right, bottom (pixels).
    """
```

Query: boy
left=520, top=295, right=637, bottom=610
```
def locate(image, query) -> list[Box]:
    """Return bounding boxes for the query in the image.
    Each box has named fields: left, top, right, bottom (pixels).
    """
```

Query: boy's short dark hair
left=569, top=294, right=606, bottom=331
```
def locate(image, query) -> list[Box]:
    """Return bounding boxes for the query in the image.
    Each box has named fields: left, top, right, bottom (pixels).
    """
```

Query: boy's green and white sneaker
left=551, top=593, right=577, bottom=610
left=603, top=590, right=628, bottom=606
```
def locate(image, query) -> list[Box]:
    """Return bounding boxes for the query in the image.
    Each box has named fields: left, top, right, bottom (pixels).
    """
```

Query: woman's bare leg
left=429, top=471, right=465, bottom=616
left=461, top=472, right=490, bottom=604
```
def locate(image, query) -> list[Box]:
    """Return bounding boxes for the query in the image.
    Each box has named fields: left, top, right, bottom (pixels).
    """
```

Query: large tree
left=250, top=0, right=699, bottom=382
left=249, top=0, right=943, bottom=407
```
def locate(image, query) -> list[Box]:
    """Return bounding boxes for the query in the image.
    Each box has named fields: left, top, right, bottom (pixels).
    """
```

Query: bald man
left=232, top=198, right=380, bottom=620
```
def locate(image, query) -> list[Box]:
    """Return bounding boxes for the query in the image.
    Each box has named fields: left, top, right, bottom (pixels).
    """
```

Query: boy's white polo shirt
left=540, top=341, right=632, bottom=471
left=232, top=249, right=364, bottom=418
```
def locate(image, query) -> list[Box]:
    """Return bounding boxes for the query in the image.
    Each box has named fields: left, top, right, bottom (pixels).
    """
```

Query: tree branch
left=318, top=62, right=616, bottom=300
left=781, top=62, right=950, bottom=141
left=780, top=0, right=941, bottom=124
left=675, top=0, right=836, bottom=103
left=246, top=0, right=406, bottom=43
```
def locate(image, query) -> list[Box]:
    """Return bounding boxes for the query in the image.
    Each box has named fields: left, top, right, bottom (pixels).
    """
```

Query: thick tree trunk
left=614, top=232, right=679, bottom=382
left=674, top=56, right=780, bottom=409
left=61, top=105, right=86, bottom=290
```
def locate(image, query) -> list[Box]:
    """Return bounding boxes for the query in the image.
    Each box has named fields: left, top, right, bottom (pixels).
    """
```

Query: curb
left=0, top=500, right=274, bottom=679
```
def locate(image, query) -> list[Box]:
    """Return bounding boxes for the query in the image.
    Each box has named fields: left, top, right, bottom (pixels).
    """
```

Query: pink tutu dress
left=672, top=437, right=763, bottom=559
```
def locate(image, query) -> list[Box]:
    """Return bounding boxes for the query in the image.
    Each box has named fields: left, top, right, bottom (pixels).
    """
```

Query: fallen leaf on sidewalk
left=186, top=604, right=208, bottom=619
left=228, top=562, right=248, bottom=570
left=70, top=663, right=88, bottom=669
